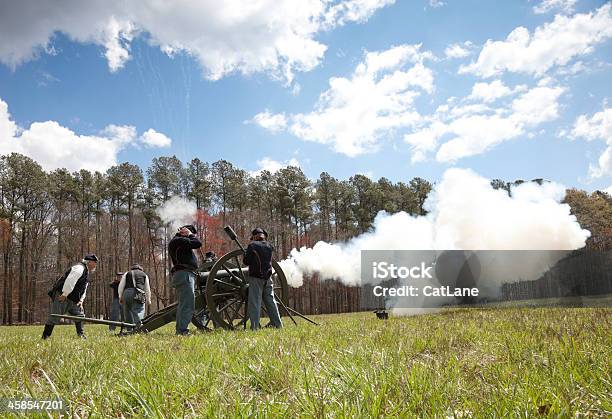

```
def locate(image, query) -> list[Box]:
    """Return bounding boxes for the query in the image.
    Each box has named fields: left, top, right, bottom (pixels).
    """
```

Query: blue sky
left=0, top=0, right=611, bottom=192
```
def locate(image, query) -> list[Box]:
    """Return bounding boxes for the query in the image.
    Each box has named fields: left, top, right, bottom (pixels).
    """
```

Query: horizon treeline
left=1, top=152, right=610, bottom=324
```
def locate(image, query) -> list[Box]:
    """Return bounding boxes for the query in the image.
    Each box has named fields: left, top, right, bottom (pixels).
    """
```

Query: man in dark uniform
left=244, top=228, right=282, bottom=330
left=43, top=254, right=98, bottom=339
left=108, top=272, right=124, bottom=332
left=168, top=225, right=202, bottom=335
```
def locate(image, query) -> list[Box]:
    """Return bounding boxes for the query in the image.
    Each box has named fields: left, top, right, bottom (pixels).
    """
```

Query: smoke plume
left=279, top=168, right=590, bottom=288
left=156, top=196, right=197, bottom=231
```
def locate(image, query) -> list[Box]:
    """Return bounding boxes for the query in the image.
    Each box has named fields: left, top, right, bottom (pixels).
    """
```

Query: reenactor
left=168, top=225, right=202, bottom=335
left=118, top=264, right=152, bottom=333
left=108, top=272, right=123, bottom=333
left=43, top=254, right=98, bottom=339
left=244, top=228, right=282, bottom=330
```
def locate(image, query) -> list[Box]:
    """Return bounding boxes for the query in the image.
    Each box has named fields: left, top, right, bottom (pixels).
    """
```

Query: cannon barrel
left=223, top=225, right=238, bottom=241
left=223, top=225, right=246, bottom=252
left=198, top=267, right=248, bottom=281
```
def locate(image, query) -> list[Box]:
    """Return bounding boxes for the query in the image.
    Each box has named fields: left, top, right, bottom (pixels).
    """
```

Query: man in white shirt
left=118, top=264, right=152, bottom=333
left=42, top=254, right=98, bottom=339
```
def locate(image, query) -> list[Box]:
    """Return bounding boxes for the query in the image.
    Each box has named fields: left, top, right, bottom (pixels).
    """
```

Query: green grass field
left=1, top=308, right=610, bottom=417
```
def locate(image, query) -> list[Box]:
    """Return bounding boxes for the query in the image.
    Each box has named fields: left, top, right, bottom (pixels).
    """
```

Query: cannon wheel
left=205, top=249, right=289, bottom=330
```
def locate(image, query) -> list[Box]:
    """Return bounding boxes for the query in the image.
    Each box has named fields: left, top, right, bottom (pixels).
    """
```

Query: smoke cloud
left=279, top=168, right=590, bottom=288
left=156, top=196, right=197, bottom=231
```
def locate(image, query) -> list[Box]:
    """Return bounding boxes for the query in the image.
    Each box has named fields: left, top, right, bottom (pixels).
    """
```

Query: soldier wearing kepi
left=118, top=264, right=151, bottom=333
left=43, top=254, right=98, bottom=339
left=168, top=225, right=202, bottom=335
left=244, top=228, right=282, bottom=330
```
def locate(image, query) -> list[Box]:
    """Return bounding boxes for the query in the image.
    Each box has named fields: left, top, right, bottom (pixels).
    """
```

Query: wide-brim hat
left=84, top=254, right=99, bottom=262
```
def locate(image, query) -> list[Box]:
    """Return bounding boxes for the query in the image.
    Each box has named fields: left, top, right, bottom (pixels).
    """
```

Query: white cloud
left=570, top=107, right=612, bottom=178
left=291, top=83, right=302, bottom=96
left=435, top=114, right=523, bottom=162
left=405, top=84, right=565, bottom=163
left=589, top=147, right=612, bottom=179
left=0, top=0, right=393, bottom=82
left=37, top=71, right=60, bottom=87
left=323, top=0, right=395, bottom=27
left=0, top=98, right=171, bottom=172
left=460, top=4, right=612, bottom=78
left=429, top=0, right=446, bottom=8
left=101, top=125, right=137, bottom=146
left=571, top=108, right=612, bottom=142
left=0, top=99, right=17, bottom=140
left=140, top=129, right=172, bottom=148
left=404, top=121, right=446, bottom=163
left=444, top=41, right=473, bottom=59
left=468, top=80, right=516, bottom=103
left=250, top=157, right=300, bottom=176
left=556, top=60, right=587, bottom=76
left=533, top=0, right=576, bottom=15
left=603, top=185, right=612, bottom=195
left=447, top=103, right=493, bottom=119
left=254, top=44, right=434, bottom=156
left=103, top=17, right=136, bottom=72
left=250, top=111, right=288, bottom=133
left=511, top=86, right=564, bottom=125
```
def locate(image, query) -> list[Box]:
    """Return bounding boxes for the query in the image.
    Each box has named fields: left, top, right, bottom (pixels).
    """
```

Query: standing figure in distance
left=108, top=272, right=124, bottom=333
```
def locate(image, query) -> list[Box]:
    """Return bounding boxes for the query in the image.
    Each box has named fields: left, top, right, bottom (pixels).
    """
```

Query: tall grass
left=0, top=307, right=610, bottom=417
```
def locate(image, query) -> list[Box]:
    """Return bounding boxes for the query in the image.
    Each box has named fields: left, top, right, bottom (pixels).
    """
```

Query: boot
left=42, top=324, right=54, bottom=339
left=75, top=321, right=86, bottom=339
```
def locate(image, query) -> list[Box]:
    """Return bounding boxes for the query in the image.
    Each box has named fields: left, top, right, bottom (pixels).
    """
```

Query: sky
left=0, top=0, right=611, bottom=193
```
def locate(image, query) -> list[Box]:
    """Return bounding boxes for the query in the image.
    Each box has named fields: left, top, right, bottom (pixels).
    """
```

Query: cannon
left=52, top=226, right=316, bottom=332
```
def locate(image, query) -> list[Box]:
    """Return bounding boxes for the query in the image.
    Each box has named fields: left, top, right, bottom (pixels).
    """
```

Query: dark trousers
left=122, top=288, right=145, bottom=332
left=171, top=270, right=195, bottom=334
left=43, top=297, right=85, bottom=338
left=247, top=276, right=283, bottom=330
left=109, top=297, right=123, bottom=331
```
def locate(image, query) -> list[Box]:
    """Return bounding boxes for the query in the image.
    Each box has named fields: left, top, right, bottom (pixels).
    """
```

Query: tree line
left=0, top=152, right=609, bottom=324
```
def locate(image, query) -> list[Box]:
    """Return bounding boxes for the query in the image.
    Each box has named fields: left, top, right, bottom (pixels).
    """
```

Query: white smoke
left=156, top=196, right=197, bottom=231
left=279, top=168, right=590, bottom=288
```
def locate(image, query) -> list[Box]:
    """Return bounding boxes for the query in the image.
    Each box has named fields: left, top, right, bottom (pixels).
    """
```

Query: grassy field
left=0, top=307, right=610, bottom=417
